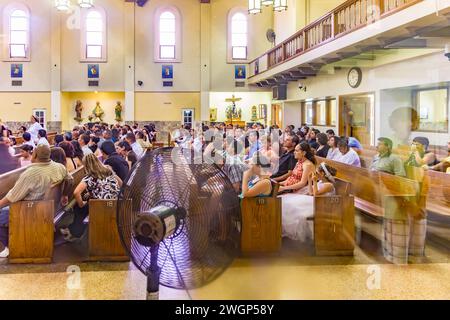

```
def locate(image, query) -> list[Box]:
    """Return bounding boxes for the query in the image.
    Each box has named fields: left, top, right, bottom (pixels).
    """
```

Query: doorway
left=339, top=93, right=374, bottom=146
left=271, top=104, right=283, bottom=128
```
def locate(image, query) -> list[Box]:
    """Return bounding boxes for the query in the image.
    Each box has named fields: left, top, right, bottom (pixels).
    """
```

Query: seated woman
left=19, top=145, right=33, bottom=167
left=59, top=141, right=82, bottom=172
left=278, top=142, right=316, bottom=193
left=281, top=163, right=337, bottom=242
left=50, top=147, right=67, bottom=166
left=60, top=153, right=122, bottom=241
left=241, top=152, right=273, bottom=198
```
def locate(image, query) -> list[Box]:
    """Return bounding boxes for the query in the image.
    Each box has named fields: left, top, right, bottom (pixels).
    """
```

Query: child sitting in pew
left=60, top=153, right=122, bottom=242
left=281, top=163, right=337, bottom=242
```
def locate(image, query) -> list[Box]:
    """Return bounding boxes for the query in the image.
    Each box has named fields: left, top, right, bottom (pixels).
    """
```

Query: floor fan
left=117, top=147, right=241, bottom=300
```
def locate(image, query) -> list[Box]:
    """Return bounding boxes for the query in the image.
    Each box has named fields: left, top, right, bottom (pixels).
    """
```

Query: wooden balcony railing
left=249, top=0, right=422, bottom=78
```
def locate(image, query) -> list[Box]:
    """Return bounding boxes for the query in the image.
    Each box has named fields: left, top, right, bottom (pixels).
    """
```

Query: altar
left=224, top=120, right=246, bottom=128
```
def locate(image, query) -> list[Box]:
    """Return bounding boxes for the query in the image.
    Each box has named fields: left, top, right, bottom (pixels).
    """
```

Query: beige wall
left=135, top=92, right=200, bottom=122
left=210, top=0, right=273, bottom=91
left=0, top=0, right=51, bottom=91
left=61, top=0, right=125, bottom=91
left=0, top=92, right=51, bottom=122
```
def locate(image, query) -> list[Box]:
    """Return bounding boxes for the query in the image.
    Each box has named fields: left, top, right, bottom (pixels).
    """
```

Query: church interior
left=0, top=0, right=449, bottom=300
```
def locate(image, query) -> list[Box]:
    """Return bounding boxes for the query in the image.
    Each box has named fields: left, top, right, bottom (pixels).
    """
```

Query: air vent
left=12, top=80, right=22, bottom=86
left=163, top=81, right=173, bottom=87
left=88, top=80, right=99, bottom=87
left=235, top=81, right=245, bottom=87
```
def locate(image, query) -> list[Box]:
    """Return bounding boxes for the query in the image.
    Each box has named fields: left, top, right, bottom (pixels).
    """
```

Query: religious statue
left=251, top=105, right=258, bottom=121
left=115, top=101, right=123, bottom=123
left=89, top=101, right=105, bottom=122
left=225, top=95, right=242, bottom=122
left=74, top=100, right=84, bottom=123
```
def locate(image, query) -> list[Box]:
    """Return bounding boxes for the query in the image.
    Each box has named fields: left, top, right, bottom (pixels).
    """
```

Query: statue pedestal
left=225, top=120, right=246, bottom=128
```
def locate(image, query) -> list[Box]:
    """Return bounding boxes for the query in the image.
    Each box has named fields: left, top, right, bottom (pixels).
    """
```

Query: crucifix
left=225, top=94, right=242, bottom=127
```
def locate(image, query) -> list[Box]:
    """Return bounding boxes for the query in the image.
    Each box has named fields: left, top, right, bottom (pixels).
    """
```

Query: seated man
left=0, top=145, right=72, bottom=258
left=223, top=140, right=247, bottom=193
left=370, top=137, right=405, bottom=177
left=100, top=141, right=130, bottom=182
left=405, top=136, right=439, bottom=168
left=125, top=132, right=144, bottom=159
left=22, top=132, right=35, bottom=148
left=271, top=134, right=299, bottom=182
left=335, top=139, right=361, bottom=167
left=37, top=129, right=50, bottom=147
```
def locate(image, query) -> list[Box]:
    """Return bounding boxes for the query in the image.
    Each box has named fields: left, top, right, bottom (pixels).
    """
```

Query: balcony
left=248, top=0, right=450, bottom=86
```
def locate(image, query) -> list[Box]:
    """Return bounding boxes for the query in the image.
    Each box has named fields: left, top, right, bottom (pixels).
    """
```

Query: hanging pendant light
left=273, top=0, right=288, bottom=12
left=78, top=0, right=94, bottom=8
left=261, top=0, right=274, bottom=5
left=55, top=0, right=71, bottom=11
left=248, top=0, right=262, bottom=14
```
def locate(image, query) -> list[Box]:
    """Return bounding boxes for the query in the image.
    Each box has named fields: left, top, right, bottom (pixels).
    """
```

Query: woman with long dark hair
left=279, top=142, right=316, bottom=193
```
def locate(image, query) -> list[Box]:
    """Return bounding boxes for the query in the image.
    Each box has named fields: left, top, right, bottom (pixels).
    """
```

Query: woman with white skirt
left=281, top=163, right=338, bottom=242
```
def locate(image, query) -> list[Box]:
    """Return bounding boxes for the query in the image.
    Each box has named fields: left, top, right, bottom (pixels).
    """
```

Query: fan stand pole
left=146, top=245, right=161, bottom=300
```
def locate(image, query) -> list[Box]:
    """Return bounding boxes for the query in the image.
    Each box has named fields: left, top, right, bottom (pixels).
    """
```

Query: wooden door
left=271, top=104, right=283, bottom=128
left=339, top=94, right=373, bottom=145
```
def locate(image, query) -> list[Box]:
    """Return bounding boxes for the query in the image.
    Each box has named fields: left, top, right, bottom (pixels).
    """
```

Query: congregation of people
left=0, top=116, right=449, bottom=264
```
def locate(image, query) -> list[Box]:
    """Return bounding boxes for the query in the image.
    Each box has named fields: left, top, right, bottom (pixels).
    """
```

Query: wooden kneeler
left=241, top=184, right=282, bottom=255
left=87, top=200, right=130, bottom=262
left=9, top=200, right=55, bottom=264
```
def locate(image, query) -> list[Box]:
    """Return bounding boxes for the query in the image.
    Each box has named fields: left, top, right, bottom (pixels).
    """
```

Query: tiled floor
left=0, top=234, right=448, bottom=300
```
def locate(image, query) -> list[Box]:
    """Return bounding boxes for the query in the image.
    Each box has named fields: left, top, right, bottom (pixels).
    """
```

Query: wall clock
left=347, top=67, right=362, bottom=88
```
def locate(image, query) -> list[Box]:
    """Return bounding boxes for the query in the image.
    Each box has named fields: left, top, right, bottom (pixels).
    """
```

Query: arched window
left=81, top=7, right=107, bottom=62
left=228, top=8, right=248, bottom=62
left=154, top=6, right=181, bottom=62
left=2, top=3, right=30, bottom=61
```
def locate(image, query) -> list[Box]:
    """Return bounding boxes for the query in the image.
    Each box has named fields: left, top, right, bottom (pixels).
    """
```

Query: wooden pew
left=316, top=157, right=420, bottom=218
left=241, top=183, right=281, bottom=255
left=87, top=200, right=130, bottom=262
left=0, top=167, right=28, bottom=199
left=8, top=200, right=55, bottom=264
left=314, top=179, right=355, bottom=256
left=4, top=166, right=85, bottom=264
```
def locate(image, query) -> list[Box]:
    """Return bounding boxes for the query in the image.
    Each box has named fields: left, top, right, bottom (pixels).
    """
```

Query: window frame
left=412, top=86, right=449, bottom=133
left=33, top=109, right=46, bottom=130
left=80, top=6, right=107, bottom=63
left=154, top=6, right=182, bottom=63
left=2, top=3, right=31, bottom=62
left=227, top=8, right=249, bottom=63
left=181, top=109, right=195, bottom=127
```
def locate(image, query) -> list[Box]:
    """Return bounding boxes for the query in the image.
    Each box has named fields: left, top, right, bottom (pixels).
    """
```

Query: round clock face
left=348, top=67, right=362, bottom=88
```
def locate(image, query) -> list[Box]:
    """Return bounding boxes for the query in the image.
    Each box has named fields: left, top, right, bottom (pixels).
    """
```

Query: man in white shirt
left=37, top=129, right=50, bottom=147
left=22, top=132, right=36, bottom=148
left=125, top=132, right=144, bottom=159
left=28, top=115, right=43, bottom=144
left=335, top=139, right=361, bottom=167
left=78, top=133, right=93, bottom=157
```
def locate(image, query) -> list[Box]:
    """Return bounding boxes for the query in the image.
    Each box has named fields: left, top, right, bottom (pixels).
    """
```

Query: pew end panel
left=314, top=193, right=355, bottom=256
left=87, top=199, right=130, bottom=262
left=8, top=200, right=55, bottom=264
left=241, top=184, right=282, bottom=255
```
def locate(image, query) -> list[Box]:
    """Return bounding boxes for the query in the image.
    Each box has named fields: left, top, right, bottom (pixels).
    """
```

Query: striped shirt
left=6, top=161, right=69, bottom=203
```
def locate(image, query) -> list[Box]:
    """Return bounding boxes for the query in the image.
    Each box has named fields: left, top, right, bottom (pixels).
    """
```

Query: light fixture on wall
left=261, top=0, right=274, bottom=6
left=55, top=0, right=71, bottom=11
left=248, top=0, right=287, bottom=15
left=273, top=0, right=288, bottom=12
left=78, top=0, right=94, bottom=9
left=248, top=0, right=262, bottom=14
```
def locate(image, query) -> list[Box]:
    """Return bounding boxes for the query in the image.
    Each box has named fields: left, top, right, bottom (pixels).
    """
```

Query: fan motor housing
left=133, top=206, right=185, bottom=247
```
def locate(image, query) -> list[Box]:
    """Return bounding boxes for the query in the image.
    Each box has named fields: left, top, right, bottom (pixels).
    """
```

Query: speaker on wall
left=272, top=84, right=287, bottom=100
